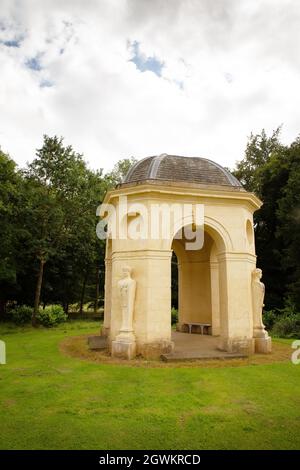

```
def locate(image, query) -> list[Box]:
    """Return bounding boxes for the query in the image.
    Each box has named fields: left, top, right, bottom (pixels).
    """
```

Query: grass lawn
left=0, top=321, right=299, bottom=450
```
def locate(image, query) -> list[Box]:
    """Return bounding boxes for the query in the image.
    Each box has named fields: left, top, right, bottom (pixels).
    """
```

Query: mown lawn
left=0, top=321, right=299, bottom=450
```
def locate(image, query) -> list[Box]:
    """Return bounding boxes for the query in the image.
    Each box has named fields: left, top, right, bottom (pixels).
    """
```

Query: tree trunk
left=94, top=265, right=100, bottom=315
left=33, top=258, right=45, bottom=326
left=79, top=270, right=88, bottom=315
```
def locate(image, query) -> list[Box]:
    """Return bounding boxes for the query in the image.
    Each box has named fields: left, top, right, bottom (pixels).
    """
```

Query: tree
left=276, top=138, right=300, bottom=309
left=0, top=150, right=22, bottom=315
left=234, top=127, right=283, bottom=193
left=0, top=139, right=138, bottom=321
left=234, top=128, right=300, bottom=310
left=105, top=157, right=137, bottom=187
left=25, top=135, right=98, bottom=324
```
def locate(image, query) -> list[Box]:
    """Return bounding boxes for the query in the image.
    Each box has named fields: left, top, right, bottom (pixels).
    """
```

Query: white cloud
left=0, top=0, right=299, bottom=172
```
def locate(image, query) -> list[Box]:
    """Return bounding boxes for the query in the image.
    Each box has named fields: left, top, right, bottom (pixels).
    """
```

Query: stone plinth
left=87, top=335, right=107, bottom=350
left=138, top=340, right=174, bottom=359
left=111, top=339, right=136, bottom=360
left=218, top=337, right=255, bottom=355
left=255, top=337, right=272, bottom=354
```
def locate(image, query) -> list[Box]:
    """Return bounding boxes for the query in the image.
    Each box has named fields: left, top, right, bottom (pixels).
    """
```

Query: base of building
left=255, top=336, right=272, bottom=354
left=111, top=339, right=136, bottom=360
left=101, top=326, right=110, bottom=337
left=138, top=340, right=174, bottom=359
left=218, top=337, right=255, bottom=355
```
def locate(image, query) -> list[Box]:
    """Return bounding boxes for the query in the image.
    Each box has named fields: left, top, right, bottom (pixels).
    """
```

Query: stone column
left=210, top=260, right=220, bottom=336
left=102, top=255, right=112, bottom=337
left=217, top=252, right=256, bottom=355
left=109, top=249, right=174, bottom=359
left=138, top=250, right=174, bottom=358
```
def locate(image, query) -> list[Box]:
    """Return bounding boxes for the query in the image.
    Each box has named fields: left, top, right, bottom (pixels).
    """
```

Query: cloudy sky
left=0, top=0, right=300, bottom=172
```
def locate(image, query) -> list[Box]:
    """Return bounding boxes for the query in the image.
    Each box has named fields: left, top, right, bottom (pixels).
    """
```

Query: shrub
left=10, top=305, right=33, bottom=325
left=37, top=305, right=67, bottom=327
left=171, top=307, right=178, bottom=325
left=272, top=313, right=300, bottom=338
left=263, top=310, right=278, bottom=330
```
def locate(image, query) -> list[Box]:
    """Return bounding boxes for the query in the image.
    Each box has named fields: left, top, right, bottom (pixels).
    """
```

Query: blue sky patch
left=2, top=38, right=21, bottom=47
left=40, top=79, right=54, bottom=88
left=174, top=79, right=184, bottom=90
left=129, top=41, right=164, bottom=77
left=26, top=55, right=42, bottom=71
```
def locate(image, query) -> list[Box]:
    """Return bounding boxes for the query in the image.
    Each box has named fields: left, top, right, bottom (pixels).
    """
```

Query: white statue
left=0, top=340, right=5, bottom=365
left=118, top=266, right=136, bottom=336
left=252, top=268, right=268, bottom=338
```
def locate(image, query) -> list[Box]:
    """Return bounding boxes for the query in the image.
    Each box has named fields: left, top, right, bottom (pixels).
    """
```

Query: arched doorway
left=172, top=228, right=220, bottom=337
left=170, top=224, right=223, bottom=354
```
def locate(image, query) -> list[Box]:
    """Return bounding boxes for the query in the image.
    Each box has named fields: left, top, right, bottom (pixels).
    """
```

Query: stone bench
left=183, top=322, right=211, bottom=335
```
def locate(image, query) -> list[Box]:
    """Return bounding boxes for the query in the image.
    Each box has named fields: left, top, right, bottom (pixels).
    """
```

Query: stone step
left=160, top=351, right=247, bottom=362
left=87, top=335, right=107, bottom=350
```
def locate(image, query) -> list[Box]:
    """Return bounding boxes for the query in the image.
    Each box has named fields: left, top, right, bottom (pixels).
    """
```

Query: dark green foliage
left=0, top=136, right=126, bottom=320
left=271, top=313, right=300, bottom=338
left=10, top=305, right=33, bottom=325
left=37, top=305, right=67, bottom=327
left=171, top=307, right=178, bottom=325
left=262, top=310, right=278, bottom=330
left=233, top=128, right=300, bottom=311
left=264, top=301, right=300, bottom=338
left=0, top=150, right=24, bottom=316
left=171, top=252, right=178, bottom=310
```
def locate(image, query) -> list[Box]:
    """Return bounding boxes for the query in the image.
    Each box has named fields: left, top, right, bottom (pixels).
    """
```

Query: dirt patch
left=59, top=334, right=292, bottom=368
left=2, top=399, right=17, bottom=407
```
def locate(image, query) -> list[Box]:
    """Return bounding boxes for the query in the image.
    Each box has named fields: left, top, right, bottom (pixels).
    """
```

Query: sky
left=0, top=0, right=300, bottom=173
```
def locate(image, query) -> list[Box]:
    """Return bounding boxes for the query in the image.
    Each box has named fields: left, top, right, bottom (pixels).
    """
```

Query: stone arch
left=168, top=215, right=231, bottom=254
left=204, top=216, right=232, bottom=253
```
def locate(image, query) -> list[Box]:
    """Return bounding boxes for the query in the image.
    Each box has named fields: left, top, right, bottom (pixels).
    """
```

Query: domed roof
left=123, top=154, right=242, bottom=188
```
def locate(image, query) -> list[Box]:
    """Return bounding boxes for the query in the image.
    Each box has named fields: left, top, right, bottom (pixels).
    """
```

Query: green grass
left=0, top=321, right=299, bottom=450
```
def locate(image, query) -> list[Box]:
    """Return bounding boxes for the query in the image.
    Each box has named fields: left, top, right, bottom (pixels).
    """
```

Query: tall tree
left=105, top=157, right=137, bottom=187
left=233, top=128, right=299, bottom=310
left=234, top=127, right=283, bottom=193
left=276, top=138, right=300, bottom=309
left=0, top=150, right=22, bottom=315
left=25, top=135, right=95, bottom=324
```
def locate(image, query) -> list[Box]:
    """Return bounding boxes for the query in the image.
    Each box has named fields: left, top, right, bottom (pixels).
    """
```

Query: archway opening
left=171, top=224, right=222, bottom=342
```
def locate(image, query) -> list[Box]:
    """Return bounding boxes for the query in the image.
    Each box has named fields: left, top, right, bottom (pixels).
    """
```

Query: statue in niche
left=252, top=268, right=268, bottom=338
left=118, top=266, right=136, bottom=335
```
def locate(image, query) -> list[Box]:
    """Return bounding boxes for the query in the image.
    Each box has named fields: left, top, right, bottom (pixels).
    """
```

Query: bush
left=37, top=305, right=67, bottom=327
left=263, top=310, right=278, bottom=330
left=272, top=313, right=300, bottom=338
left=10, top=305, right=33, bottom=325
left=171, top=307, right=178, bottom=325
